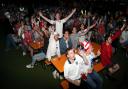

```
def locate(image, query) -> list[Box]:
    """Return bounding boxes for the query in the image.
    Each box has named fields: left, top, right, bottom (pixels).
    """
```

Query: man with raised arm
left=39, top=8, right=76, bottom=38
left=100, top=24, right=126, bottom=75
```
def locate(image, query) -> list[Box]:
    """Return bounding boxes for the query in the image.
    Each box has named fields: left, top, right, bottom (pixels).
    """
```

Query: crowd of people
left=2, top=3, right=128, bottom=89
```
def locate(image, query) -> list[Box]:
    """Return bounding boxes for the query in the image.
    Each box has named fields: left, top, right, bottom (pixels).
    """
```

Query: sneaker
left=56, top=72, right=60, bottom=78
left=23, top=52, right=26, bottom=56
left=52, top=70, right=57, bottom=79
left=26, top=64, right=34, bottom=68
left=59, top=75, right=64, bottom=80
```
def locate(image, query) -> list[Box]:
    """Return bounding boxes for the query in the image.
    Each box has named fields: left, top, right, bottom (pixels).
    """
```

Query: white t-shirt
left=64, top=54, right=88, bottom=80
left=78, top=29, right=88, bottom=42
left=49, top=19, right=66, bottom=38
left=46, top=34, right=60, bottom=60
left=84, top=52, right=95, bottom=69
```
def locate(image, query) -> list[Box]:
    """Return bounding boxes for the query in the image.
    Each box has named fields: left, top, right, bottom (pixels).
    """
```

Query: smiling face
left=55, top=13, right=61, bottom=20
left=107, top=37, right=112, bottom=44
left=67, top=49, right=75, bottom=60
left=54, top=34, right=59, bottom=41
left=80, top=24, right=85, bottom=30
left=72, top=27, right=77, bottom=34
left=64, top=31, right=69, bottom=40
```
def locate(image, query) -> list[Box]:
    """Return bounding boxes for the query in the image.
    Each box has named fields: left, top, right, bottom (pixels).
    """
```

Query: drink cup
left=81, top=73, right=87, bottom=80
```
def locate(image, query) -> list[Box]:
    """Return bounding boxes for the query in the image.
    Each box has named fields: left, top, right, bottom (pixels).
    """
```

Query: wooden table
left=51, top=54, right=67, bottom=73
left=91, top=42, right=100, bottom=55
left=51, top=42, right=104, bottom=73
left=29, top=41, right=43, bottom=50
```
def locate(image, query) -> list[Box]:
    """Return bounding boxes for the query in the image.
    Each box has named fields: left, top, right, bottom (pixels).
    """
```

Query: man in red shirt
left=100, top=24, right=126, bottom=74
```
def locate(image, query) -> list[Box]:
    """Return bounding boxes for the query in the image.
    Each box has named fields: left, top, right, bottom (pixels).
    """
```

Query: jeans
left=31, top=51, right=46, bottom=65
left=85, top=71, right=103, bottom=89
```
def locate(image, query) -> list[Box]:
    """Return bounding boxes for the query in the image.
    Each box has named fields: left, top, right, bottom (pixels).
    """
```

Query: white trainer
left=26, top=64, right=34, bottom=68
left=23, top=52, right=26, bottom=56
left=52, top=70, right=57, bottom=79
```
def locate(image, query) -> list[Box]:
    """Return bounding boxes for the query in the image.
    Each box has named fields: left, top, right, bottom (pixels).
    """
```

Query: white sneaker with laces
left=23, top=52, right=26, bottom=56
left=26, top=64, right=34, bottom=68
left=59, top=75, right=63, bottom=80
left=52, top=70, right=57, bottom=79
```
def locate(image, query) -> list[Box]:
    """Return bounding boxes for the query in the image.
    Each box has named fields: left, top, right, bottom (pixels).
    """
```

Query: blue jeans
left=85, top=71, right=103, bottom=89
left=31, top=51, right=46, bottom=65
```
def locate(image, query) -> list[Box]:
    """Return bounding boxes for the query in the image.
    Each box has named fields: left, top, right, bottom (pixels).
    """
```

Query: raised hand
left=72, top=8, right=76, bottom=13
left=38, top=11, right=42, bottom=16
left=121, top=23, right=126, bottom=31
left=97, top=50, right=101, bottom=56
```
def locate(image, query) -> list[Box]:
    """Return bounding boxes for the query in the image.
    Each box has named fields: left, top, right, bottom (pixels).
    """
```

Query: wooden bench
left=51, top=54, right=67, bottom=73
left=93, top=62, right=104, bottom=72
left=60, top=80, right=69, bottom=89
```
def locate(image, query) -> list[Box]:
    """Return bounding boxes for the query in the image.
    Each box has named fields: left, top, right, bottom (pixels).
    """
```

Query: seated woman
left=26, top=40, right=45, bottom=68
left=21, top=25, right=33, bottom=56
left=28, top=25, right=44, bottom=56
left=26, top=50, right=45, bottom=69
left=26, top=26, right=46, bottom=68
